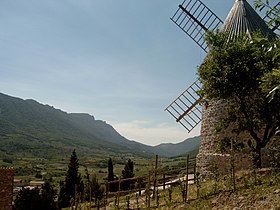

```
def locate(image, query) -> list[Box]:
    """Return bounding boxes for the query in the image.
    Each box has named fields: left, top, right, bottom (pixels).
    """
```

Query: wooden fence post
left=231, top=138, right=236, bottom=192
left=118, top=177, right=121, bottom=208
left=138, top=177, right=142, bottom=196
left=148, top=171, right=151, bottom=209
left=156, top=190, right=159, bottom=208
left=185, top=154, right=189, bottom=202
left=194, top=163, right=196, bottom=183
left=163, top=173, right=166, bottom=190
left=153, top=155, right=158, bottom=198
left=89, top=185, right=91, bottom=210
left=168, top=186, right=172, bottom=202
left=136, top=194, right=139, bottom=210
left=105, top=181, right=108, bottom=200
left=196, top=171, right=200, bottom=199
left=126, top=195, right=130, bottom=210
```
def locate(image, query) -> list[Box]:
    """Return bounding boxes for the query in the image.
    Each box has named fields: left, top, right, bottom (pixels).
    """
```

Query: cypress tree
left=58, top=150, right=84, bottom=208
left=122, top=159, right=135, bottom=190
left=108, top=158, right=114, bottom=182
left=108, top=158, right=116, bottom=192
left=122, top=159, right=134, bottom=179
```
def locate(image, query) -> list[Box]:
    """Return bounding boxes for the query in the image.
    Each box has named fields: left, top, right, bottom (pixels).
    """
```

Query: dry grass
left=103, top=169, right=280, bottom=210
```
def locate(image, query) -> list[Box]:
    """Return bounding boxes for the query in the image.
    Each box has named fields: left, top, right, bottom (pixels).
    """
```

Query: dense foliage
left=84, top=168, right=104, bottom=206
left=122, top=159, right=135, bottom=190
left=90, top=174, right=105, bottom=204
left=14, top=188, right=42, bottom=210
left=198, top=31, right=280, bottom=168
left=122, top=159, right=135, bottom=179
left=13, top=182, right=57, bottom=210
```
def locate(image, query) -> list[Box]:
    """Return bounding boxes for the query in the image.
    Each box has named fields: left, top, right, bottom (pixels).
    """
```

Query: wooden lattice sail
left=165, top=80, right=202, bottom=132
left=170, top=0, right=223, bottom=52
left=167, top=0, right=223, bottom=132
left=262, top=1, right=280, bottom=33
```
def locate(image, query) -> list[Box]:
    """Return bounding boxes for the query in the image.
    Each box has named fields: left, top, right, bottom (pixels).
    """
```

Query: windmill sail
left=262, top=1, right=280, bottom=33
left=165, top=80, right=202, bottom=132
left=171, top=0, right=223, bottom=52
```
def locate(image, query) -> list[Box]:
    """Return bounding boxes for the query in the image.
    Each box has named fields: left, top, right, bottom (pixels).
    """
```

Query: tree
left=58, top=182, right=69, bottom=210
left=108, top=158, right=114, bottom=182
left=84, top=168, right=104, bottom=206
left=84, top=167, right=91, bottom=201
left=198, top=31, right=280, bottom=168
left=41, top=181, right=57, bottom=210
left=58, top=150, right=84, bottom=209
left=90, top=174, right=105, bottom=205
left=14, top=183, right=57, bottom=210
left=122, top=159, right=135, bottom=190
left=107, top=158, right=117, bottom=192
left=262, top=66, right=280, bottom=103
left=14, top=188, right=42, bottom=210
left=122, top=159, right=134, bottom=179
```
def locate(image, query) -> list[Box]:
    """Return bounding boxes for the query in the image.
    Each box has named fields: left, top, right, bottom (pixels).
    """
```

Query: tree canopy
left=14, top=182, right=57, bottom=210
left=198, top=31, right=280, bottom=168
left=122, top=159, right=134, bottom=179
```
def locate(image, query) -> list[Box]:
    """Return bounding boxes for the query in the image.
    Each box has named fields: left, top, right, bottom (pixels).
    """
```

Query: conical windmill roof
left=220, top=0, right=276, bottom=39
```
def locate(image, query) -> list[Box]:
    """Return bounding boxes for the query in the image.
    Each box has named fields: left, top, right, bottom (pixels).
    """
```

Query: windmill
left=165, top=0, right=279, bottom=177
left=165, top=0, right=279, bottom=133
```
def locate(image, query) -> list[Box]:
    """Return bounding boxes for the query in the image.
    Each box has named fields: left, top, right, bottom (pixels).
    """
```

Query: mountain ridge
left=0, top=92, right=200, bottom=159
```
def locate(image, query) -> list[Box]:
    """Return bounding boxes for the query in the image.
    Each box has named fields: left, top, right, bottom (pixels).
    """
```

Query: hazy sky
left=0, top=0, right=260, bottom=146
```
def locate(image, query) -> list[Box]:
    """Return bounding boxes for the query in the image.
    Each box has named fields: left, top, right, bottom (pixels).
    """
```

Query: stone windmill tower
left=165, top=0, right=279, bottom=178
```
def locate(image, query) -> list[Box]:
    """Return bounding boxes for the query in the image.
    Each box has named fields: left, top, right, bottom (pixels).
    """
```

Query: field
left=1, top=151, right=191, bottom=186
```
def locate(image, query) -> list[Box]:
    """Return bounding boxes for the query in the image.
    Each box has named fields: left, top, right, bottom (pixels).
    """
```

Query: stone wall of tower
left=196, top=100, right=252, bottom=179
left=196, top=99, right=280, bottom=179
left=0, top=168, right=14, bottom=210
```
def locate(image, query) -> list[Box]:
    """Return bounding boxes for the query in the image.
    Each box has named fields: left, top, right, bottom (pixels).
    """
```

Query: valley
left=0, top=92, right=200, bottom=182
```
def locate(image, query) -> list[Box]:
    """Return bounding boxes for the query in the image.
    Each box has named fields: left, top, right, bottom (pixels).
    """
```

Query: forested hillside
left=0, top=93, right=200, bottom=159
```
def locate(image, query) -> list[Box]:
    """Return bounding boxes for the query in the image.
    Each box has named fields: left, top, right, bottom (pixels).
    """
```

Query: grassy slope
left=103, top=169, right=280, bottom=210
left=179, top=170, right=280, bottom=210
